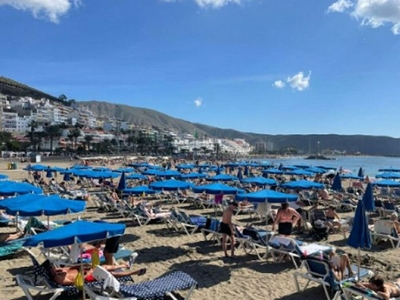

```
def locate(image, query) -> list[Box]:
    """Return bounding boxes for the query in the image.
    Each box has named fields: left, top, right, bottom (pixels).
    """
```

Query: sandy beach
left=1, top=159, right=400, bottom=300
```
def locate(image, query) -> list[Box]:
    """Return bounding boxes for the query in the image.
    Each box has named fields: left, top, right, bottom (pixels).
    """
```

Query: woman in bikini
left=272, top=202, right=301, bottom=236
left=42, top=260, right=146, bottom=286
left=357, top=274, right=400, bottom=300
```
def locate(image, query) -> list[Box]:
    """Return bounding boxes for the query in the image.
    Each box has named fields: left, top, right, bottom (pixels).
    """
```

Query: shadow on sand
left=135, top=246, right=190, bottom=264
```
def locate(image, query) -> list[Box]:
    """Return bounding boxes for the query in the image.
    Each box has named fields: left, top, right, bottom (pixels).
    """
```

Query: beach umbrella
left=157, top=170, right=181, bottom=178
left=237, top=168, right=243, bottom=180
left=362, top=183, right=375, bottom=212
left=176, top=164, right=194, bottom=170
left=224, top=162, right=241, bottom=168
left=92, top=167, right=111, bottom=172
left=126, top=173, right=147, bottom=180
left=280, top=165, right=297, bottom=171
left=0, top=174, right=9, bottom=180
left=285, top=169, right=314, bottom=177
left=281, top=179, right=324, bottom=190
left=244, top=165, right=249, bottom=177
left=262, top=168, right=283, bottom=175
left=0, top=194, right=86, bottom=217
left=260, top=161, right=271, bottom=167
left=375, top=172, right=400, bottom=179
left=236, top=189, right=297, bottom=203
left=378, top=168, right=400, bottom=173
left=180, top=172, right=206, bottom=179
left=114, top=167, right=135, bottom=173
left=23, top=164, right=49, bottom=171
left=129, top=162, right=153, bottom=168
left=293, top=164, right=310, bottom=169
left=63, top=172, right=71, bottom=182
left=357, top=167, right=364, bottom=178
left=316, top=165, right=337, bottom=171
left=123, top=186, right=158, bottom=195
left=208, top=174, right=238, bottom=182
left=192, top=183, right=240, bottom=195
left=71, top=165, right=90, bottom=170
left=304, top=167, right=326, bottom=174
left=46, top=169, right=53, bottom=178
left=331, top=174, right=342, bottom=192
left=85, top=171, right=120, bottom=179
left=347, top=200, right=371, bottom=280
left=142, top=169, right=162, bottom=176
left=150, top=179, right=192, bottom=191
left=0, top=181, right=42, bottom=196
left=340, top=173, right=363, bottom=180
left=49, top=167, right=66, bottom=173
left=372, top=180, right=400, bottom=188
left=117, top=171, right=126, bottom=191
left=23, top=220, right=125, bottom=248
left=198, top=167, right=203, bottom=174
left=241, top=177, right=278, bottom=186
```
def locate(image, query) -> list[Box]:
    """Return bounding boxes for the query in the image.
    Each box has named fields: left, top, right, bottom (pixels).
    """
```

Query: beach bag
left=91, top=248, right=100, bottom=268
left=74, top=269, right=84, bottom=290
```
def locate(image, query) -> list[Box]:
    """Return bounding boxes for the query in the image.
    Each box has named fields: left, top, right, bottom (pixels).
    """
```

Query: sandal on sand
left=138, top=268, right=147, bottom=276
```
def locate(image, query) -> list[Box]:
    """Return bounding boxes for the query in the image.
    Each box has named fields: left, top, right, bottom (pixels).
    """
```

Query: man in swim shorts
left=221, top=201, right=238, bottom=258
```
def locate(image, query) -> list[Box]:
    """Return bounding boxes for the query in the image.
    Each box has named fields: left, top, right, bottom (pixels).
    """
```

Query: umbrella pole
left=358, top=247, right=361, bottom=281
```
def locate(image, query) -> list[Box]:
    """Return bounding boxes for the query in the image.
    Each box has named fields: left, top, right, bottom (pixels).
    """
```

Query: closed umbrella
left=347, top=200, right=371, bottom=279
left=362, top=183, right=375, bottom=212
left=117, top=171, right=126, bottom=191
left=331, top=174, right=342, bottom=192
left=237, top=168, right=243, bottom=180
left=357, top=167, right=364, bottom=179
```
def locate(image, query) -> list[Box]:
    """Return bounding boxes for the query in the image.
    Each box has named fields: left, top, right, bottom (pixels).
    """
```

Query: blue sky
left=1, top=0, right=400, bottom=136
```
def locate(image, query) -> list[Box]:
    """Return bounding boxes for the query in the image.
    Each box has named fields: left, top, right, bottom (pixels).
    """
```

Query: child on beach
left=328, top=250, right=354, bottom=280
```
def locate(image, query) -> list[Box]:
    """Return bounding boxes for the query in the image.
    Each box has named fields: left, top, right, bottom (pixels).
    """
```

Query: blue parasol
left=331, top=174, right=342, bottom=191
left=117, top=171, right=126, bottom=191
left=281, top=179, right=324, bottom=190
left=362, top=183, right=375, bottom=212
left=192, top=183, right=241, bottom=195
left=236, top=189, right=297, bottom=203
left=92, top=167, right=111, bottom=172
left=46, top=169, right=53, bottom=178
left=0, top=181, right=42, bottom=196
left=208, top=174, right=238, bottom=182
left=157, top=170, right=181, bottom=178
left=63, top=172, right=71, bottom=181
left=372, top=180, right=400, bottom=188
left=262, top=168, right=283, bottom=175
left=285, top=169, right=314, bottom=177
left=150, top=179, right=192, bottom=191
left=244, top=165, right=249, bottom=177
left=0, top=194, right=86, bottom=216
left=126, top=173, right=147, bottom=180
left=142, top=169, right=162, bottom=176
left=375, top=172, right=400, bottom=179
left=23, top=220, right=125, bottom=248
left=357, top=167, right=364, bottom=178
left=241, top=177, right=277, bottom=186
left=123, top=186, right=158, bottom=195
left=23, top=164, right=48, bottom=171
left=180, top=173, right=206, bottom=179
left=340, top=173, right=363, bottom=180
left=347, top=200, right=371, bottom=279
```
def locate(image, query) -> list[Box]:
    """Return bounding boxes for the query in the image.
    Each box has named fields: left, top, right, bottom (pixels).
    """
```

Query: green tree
left=84, top=135, right=93, bottom=153
left=70, top=128, right=81, bottom=151
left=44, top=125, right=62, bottom=154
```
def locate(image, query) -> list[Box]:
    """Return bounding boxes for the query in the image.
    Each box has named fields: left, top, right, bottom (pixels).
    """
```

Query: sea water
left=258, top=156, right=400, bottom=177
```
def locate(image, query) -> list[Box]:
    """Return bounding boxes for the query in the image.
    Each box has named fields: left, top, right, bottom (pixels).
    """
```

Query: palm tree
left=70, top=128, right=81, bottom=151
left=26, top=120, right=38, bottom=150
left=44, top=125, right=62, bottom=154
left=84, top=135, right=93, bottom=153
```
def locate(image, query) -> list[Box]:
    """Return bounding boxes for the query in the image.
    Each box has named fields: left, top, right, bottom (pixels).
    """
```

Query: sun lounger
left=269, top=236, right=332, bottom=268
left=236, top=227, right=275, bottom=260
left=18, top=249, right=134, bottom=299
left=171, top=210, right=207, bottom=235
left=342, top=281, right=400, bottom=300
left=294, top=256, right=373, bottom=300
left=201, top=218, right=222, bottom=243
left=85, top=266, right=197, bottom=300
left=371, top=219, right=400, bottom=248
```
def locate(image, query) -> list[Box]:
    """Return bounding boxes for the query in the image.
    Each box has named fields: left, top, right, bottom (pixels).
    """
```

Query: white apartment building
left=2, top=111, right=18, bottom=132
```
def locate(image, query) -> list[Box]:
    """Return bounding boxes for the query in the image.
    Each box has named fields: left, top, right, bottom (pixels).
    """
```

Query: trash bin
left=12, top=162, right=17, bottom=170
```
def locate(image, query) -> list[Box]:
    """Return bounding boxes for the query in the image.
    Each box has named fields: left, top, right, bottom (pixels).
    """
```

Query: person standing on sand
left=221, top=201, right=238, bottom=258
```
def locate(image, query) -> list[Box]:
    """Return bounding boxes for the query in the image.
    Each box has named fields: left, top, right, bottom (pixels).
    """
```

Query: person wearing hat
left=221, top=201, right=238, bottom=258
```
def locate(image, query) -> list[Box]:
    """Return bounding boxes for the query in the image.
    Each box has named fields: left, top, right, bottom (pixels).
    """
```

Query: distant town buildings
left=0, top=93, right=253, bottom=155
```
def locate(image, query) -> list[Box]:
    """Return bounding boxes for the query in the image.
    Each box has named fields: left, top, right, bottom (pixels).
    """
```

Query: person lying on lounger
left=41, top=260, right=146, bottom=286
left=0, top=231, right=23, bottom=244
left=356, top=274, right=400, bottom=300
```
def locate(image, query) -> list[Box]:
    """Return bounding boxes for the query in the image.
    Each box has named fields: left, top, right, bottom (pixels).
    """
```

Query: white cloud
left=162, top=0, right=242, bottom=9
left=327, top=0, right=354, bottom=13
left=0, top=0, right=81, bottom=23
left=273, top=80, right=286, bottom=89
left=194, top=97, right=203, bottom=107
left=286, top=71, right=311, bottom=91
left=327, top=0, right=400, bottom=35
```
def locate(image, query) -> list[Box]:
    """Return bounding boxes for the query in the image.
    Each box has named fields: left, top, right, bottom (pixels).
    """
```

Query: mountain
left=0, top=76, right=58, bottom=101
left=80, top=100, right=400, bottom=156
left=1, top=76, right=400, bottom=156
